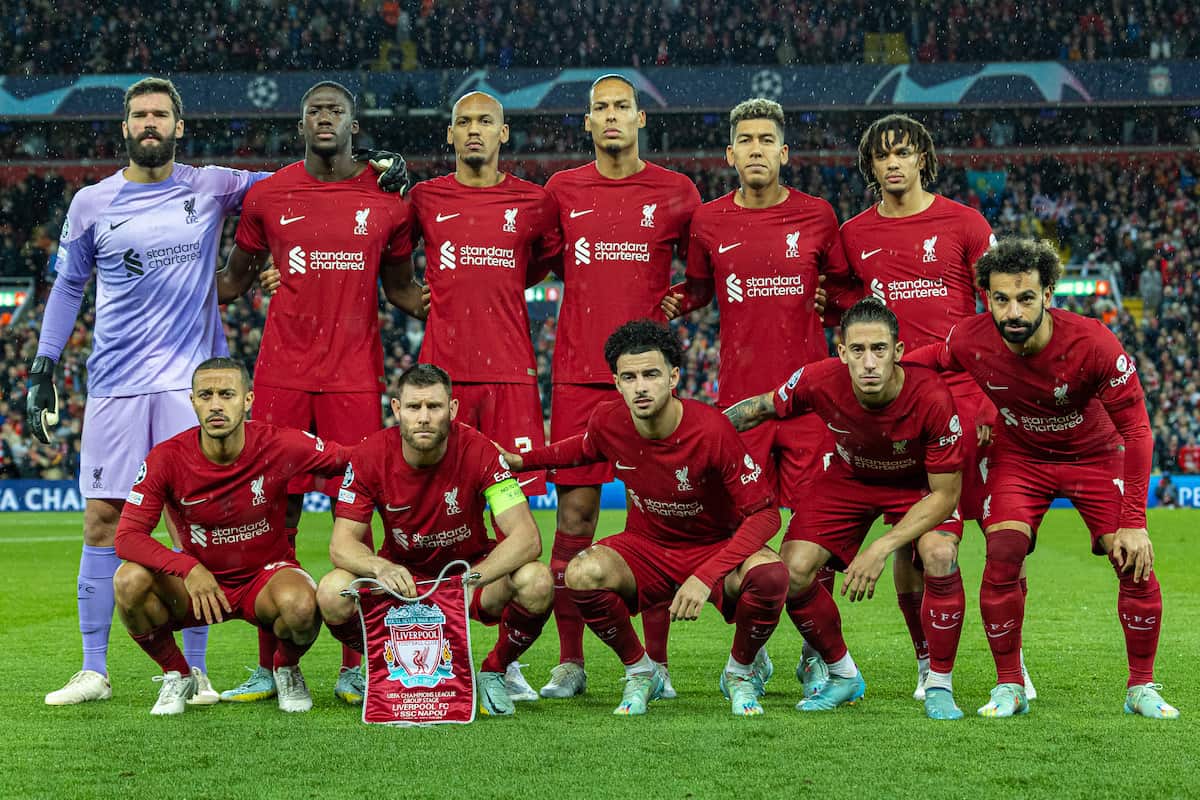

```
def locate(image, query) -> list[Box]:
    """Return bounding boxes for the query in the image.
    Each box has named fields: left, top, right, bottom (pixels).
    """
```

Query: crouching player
left=501, top=321, right=788, bottom=717
left=316, top=364, right=553, bottom=717
left=725, top=298, right=967, bottom=718
left=113, top=358, right=352, bottom=715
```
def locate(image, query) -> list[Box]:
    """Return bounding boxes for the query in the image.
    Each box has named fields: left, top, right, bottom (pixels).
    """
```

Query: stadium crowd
left=2, top=151, right=1196, bottom=478
left=1, top=0, right=1195, bottom=75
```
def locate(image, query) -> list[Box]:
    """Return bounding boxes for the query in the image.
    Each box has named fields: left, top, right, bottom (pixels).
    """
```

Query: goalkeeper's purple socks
left=78, top=545, right=121, bottom=675
left=182, top=626, right=209, bottom=673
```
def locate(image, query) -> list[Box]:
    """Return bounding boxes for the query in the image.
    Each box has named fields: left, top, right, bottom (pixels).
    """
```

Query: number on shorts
left=514, top=436, right=533, bottom=454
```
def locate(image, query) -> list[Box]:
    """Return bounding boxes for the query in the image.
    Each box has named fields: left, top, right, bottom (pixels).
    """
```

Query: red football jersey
left=688, top=188, right=850, bottom=405
left=545, top=162, right=701, bottom=384
left=235, top=162, right=414, bottom=393
left=409, top=173, right=562, bottom=384
left=840, top=195, right=994, bottom=396
left=335, top=422, right=514, bottom=577
left=773, top=358, right=963, bottom=486
left=116, top=422, right=351, bottom=584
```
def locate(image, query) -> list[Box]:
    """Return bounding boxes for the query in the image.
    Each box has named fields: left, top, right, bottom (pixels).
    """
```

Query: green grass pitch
left=0, top=509, right=1195, bottom=799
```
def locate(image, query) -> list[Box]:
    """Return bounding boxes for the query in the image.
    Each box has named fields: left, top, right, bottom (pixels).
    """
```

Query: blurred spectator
left=1155, top=473, right=1179, bottom=507
left=1140, top=259, right=1164, bottom=317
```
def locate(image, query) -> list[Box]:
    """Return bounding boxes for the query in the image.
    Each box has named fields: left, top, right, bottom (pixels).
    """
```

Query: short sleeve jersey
left=408, top=173, right=562, bottom=385
left=841, top=195, right=995, bottom=396
left=119, top=422, right=351, bottom=584
left=578, top=399, right=774, bottom=545
left=235, top=162, right=414, bottom=393
left=773, top=358, right=964, bottom=486
left=687, top=188, right=850, bottom=404
left=335, top=423, right=514, bottom=576
left=546, top=162, right=701, bottom=384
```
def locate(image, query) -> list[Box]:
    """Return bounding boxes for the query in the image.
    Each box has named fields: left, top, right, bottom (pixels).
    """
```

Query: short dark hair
left=301, top=81, right=356, bottom=116
left=604, top=320, right=682, bottom=373
left=124, top=77, right=183, bottom=121
left=975, top=237, right=1062, bottom=293
left=857, top=113, right=938, bottom=194
left=589, top=73, right=640, bottom=110
left=729, top=97, right=785, bottom=144
left=841, top=297, right=900, bottom=342
left=395, top=363, right=452, bottom=397
left=193, top=357, right=251, bottom=389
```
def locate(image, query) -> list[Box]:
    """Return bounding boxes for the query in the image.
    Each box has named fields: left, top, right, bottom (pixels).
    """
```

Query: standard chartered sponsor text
left=884, top=277, right=948, bottom=301
left=309, top=250, right=366, bottom=271
left=594, top=241, right=651, bottom=262
left=459, top=245, right=516, bottom=269
left=209, top=518, right=271, bottom=545
left=146, top=241, right=202, bottom=269
left=744, top=275, right=806, bottom=298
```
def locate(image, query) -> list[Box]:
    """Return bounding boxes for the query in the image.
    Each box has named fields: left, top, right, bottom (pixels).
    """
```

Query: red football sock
left=326, top=617, right=364, bottom=654
left=480, top=601, right=552, bottom=673
left=570, top=588, right=645, bottom=666
left=1112, top=559, right=1162, bottom=687
left=257, top=628, right=278, bottom=670
left=274, top=633, right=316, bottom=669
left=1019, top=576, right=1028, bottom=598
left=130, top=625, right=190, bottom=674
left=897, top=590, right=930, bottom=661
left=785, top=580, right=848, bottom=663
left=816, top=565, right=836, bottom=595
left=551, top=532, right=593, bottom=665
left=979, top=528, right=1028, bottom=685
left=642, top=603, right=671, bottom=664
left=922, top=571, right=965, bottom=674
left=730, top=562, right=788, bottom=664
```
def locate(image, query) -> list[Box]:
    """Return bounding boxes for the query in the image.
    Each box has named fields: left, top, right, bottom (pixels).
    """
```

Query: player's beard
left=996, top=307, right=1044, bottom=344
left=460, top=151, right=488, bottom=169
left=126, top=131, right=177, bottom=169
left=402, top=422, right=449, bottom=453
left=203, top=413, right=242, bottom=440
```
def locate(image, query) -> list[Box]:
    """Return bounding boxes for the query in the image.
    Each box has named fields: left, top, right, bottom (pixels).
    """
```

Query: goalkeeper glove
left=354, top=148, right=409, bottom=195
left=26, top=356, right=60, bottom=444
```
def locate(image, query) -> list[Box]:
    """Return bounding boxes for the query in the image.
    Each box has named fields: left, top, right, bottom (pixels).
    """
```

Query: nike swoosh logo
left=517, top=477, right=539, bottom=488
left=180, top=497, right=208, bottom=506
left=109, top=219, right=131, bottom=230
left=718, top=243, right=742, bottom=254
left=826, top=424, right=851, bottom=435
left=860, top=248, right=883, bottom=259
left=986, top=630, right=1014, bottom=639
left=569, top=209, right=594, bottom=219
left=384, top=504, right=411, bottom=512
left=279, top=215, right=305, bottom=226
left=986, top=382, right=1009, bottom=390
left=930, top=622, right=960, bottom=630
left=435, top=212, right=461, bottom=222
left=614, top=462, right=637, bottom=470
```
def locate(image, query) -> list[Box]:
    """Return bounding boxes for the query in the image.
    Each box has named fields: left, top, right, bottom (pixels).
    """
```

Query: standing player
left=317, top=364, right=553, bottom=717
left=406, top=91, right=561, bottom=701
left=28, top=78, right=270, bottom=707
left=839, top=113, right=1038, bottom=702
left=539, top=74, right=701, bottom=699
left=724, top=298, right=968, bottom=718
left=113, top=357, right=352, bottom=715
left=500, top=321, right=789, bottom=717
left=907, top=238, right=1178, bottom=719
left=218, top=81, right=422, bottom=705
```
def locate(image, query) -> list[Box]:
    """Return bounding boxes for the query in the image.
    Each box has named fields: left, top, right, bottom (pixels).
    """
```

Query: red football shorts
left=732, top=412, right=831, bottom=510
left=980, top=448, right=1123, bottom=555
left=252, top=383, right=382, bottom=495
left=453, top=381, right=547, bottom=496
left=173, top=560, right=313, bottom=631
left=784, top=463, right=963, bottom=570
left=549, top=382, right=620, bottom=486
left=954, top=389, right=992, bottom=524
left=597, top=531, right=738, bottom=622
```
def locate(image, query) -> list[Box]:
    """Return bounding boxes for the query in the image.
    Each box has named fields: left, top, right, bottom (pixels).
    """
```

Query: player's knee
left=564, top=550, right=607, bottom=591
left=742, top=560, right=789, bottom=603
left=512, top=561, right=554, bottom=613
left=556, top=494, right=599, bottom=537
left=783, top=551, right=821, bottom=596
left=983, top=529, right=1030, bottom=584
left=316, top=572, right=355, bottom=625
left=83, top=501, right=120, bottom=547
left=112, top=562, right=154, bottom=607
left=278, top=588, right=320, bottom=633
left=918, top=534, right=959, bottom=576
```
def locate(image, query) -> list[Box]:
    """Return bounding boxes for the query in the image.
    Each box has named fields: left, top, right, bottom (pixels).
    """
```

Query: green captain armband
left=484, top=478, right=527, bottom=515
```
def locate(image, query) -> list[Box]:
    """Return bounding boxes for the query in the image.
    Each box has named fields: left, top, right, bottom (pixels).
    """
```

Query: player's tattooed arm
left=217, top=245, right=269, bottom=303
left=381, top=256, right=428, bottom=320
left=724, top=392, right=777, bottom=432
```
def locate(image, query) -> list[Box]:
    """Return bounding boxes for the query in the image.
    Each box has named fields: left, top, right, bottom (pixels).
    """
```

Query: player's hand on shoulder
left=660, top=290, right=684, bottom=321
left=354, top=148, right=409, bottom=196
left=842, top=542, right=887, bottom=602
left=814, top=274, right=828, bottom=316
left=259, top=266, right=281, bottom=296
left=1109, top=527, right=1154, bottom=582
left=670, top=575, right=710, bottom=621
left=493, top=442, right=523, bottom=471
left=25, top=356, right=60, bottom=444
left=375, top=561, right=417, bottom=598
left=184, top=563, right=232, bottom=624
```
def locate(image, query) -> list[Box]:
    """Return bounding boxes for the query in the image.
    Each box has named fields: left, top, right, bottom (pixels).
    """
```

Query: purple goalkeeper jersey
left=38, top=163, right=269, bottom=397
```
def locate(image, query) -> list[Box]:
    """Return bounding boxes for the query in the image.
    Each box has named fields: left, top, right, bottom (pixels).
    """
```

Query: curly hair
left=729, top=97, right=785, bottom=144
left=604, top=320, right=682, bottom=373
left=857, top=113, right=938, bottom=194
left=975, top=237, right=1062, bottom=293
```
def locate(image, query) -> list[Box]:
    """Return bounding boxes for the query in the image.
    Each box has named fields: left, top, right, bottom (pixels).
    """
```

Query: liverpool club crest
left=382, top=603, right=455, bottom=688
